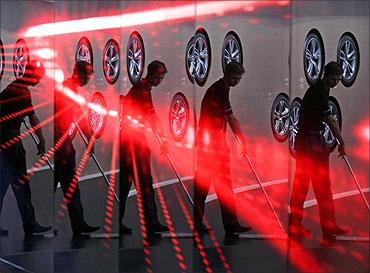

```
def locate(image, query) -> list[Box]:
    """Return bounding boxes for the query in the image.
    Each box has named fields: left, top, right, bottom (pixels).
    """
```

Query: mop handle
left=75, top=123, right=120, bottom=204
left=235, top=135, right=285, bottom=233
left=336, top=139, right=370, bottom=211
left=22, top=119, right=54, bottom=172
left=150, top=125, right=194, bottom=207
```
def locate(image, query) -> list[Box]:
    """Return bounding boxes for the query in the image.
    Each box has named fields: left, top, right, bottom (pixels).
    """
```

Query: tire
left=75, top=37, right=93, bottom=65
left=303, top=31, right=324, bottom=86
left=271, top=93, right=290, bottom=142
left=288, top=98, right=302, bottom=157
left=103, top=39, right=120, bottom=85
left=193, top=31, right=211, bottom=87
left=322, top=97, right=342, bottom=153
left=126, top=32, right=145, bottom=85
left=169, top=92, right=190, bottom=141
left=337, top=34, right=360, bottom=87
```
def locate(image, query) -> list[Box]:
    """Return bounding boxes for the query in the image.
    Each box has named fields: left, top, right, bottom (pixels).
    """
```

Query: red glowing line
left=130, top=140, right=154, bottom=273
left=174, top=189, right=214, bottom=273
left=151, top=166, right=187, bottom=272
left=0, top=104, right=72, bottom=152
left=102, top=123, right=119, bottom=241
left=22, top=1, right=289, bottom=37
left=55, top=133, right=96, bottom=225
left=0, top=100, right=51, bottom=124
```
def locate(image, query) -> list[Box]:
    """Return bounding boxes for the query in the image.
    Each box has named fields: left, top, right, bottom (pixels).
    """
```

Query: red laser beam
left=21, top=1, right=290, bottom=37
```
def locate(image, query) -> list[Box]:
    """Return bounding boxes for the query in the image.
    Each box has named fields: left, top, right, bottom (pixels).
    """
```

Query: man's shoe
left=24, top=222, right=52, bottom=235
left=73, top=223, right=100, bottom=235
left=321, top=233, right=336, bottom=247
left=194, top=224, right=211, bottom=235
left=147, top=222, right=169, bottom=234
left=288, top=225, right=311, bottom=238
left=120, top=224, right=132, bottom=234
left=331, top=226, right=350, bottom=235
left=225, top=224, right=251, bottom=235
left=0, top=228, right=9, bottom=236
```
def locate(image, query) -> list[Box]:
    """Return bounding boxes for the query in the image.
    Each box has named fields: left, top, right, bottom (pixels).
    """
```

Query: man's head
left=223, top=61, right=245, bottom=87
left=323, top=61, right=343, bottom=89
left=22, top=60, right=45, bottom=86
left=146, top=60, right=167, bottom=87
left=73, top=60, right=94, bottom=86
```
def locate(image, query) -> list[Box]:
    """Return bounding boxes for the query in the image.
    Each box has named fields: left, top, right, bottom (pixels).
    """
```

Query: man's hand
left=37, top=140, right=46, bottom=156
left=338, top=142, right=346, bottom=157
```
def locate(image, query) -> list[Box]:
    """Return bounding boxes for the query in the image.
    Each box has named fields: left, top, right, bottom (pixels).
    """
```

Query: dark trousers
left=119, top=136, right=158, bottom=227
left=0, top=141, right=36, bottom=227
left=55, top=141, right=85, bottom=228
left=290, top=134, right=336, bottom=234
left=194, top=148, right=237, bottom=229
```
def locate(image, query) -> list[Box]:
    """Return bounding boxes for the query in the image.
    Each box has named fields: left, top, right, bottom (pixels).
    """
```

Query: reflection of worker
left=120, top=60, right=169, bottom=235
left=194, top=62, right=251, bottom=235
left=289, top=61, right=349, bottom=246
left=54, top=60, right=99, bottom=234
left=0, top=60, right=51, bottom=235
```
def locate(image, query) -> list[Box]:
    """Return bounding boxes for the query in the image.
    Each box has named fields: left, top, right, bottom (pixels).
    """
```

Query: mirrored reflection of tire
left=337, top=34, right=360, bottom=87
left=185, top=36, right=196, bottom=83
left=126, top=31, right=145, bottom=85
left=88, top=92, right=107, bottom=139
left=69, top=121, right=77, bottom=141
left=304, top=31, right=324, bottom=86
left=0, top=39, right=4, bottom=81
left=169, top=92, right=190, bottom=141
left=222, top=32, right=243, bottom=73
left=193, top=31, right=211, bottom=87
left=271, top=93, right=290, bottom=142
left=75, top=37, right=93, bottom=65
left=322, top=97, right=342, bottom=153
left=103, top=39, right=120, bottom=84
left=13, top=38, right=30, bottom=79
left=289, top=98, right=302, bottom=157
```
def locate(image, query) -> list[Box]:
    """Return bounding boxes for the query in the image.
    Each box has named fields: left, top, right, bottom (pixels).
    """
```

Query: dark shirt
left=0, top=80, right=35, bottom=142
left=297, top=80, right=331, bottom=137
left=197, top=78, right=233, bottom=147
left=54, top=78, right=79, bottom=140
left=122, top=79, right=155, bottom=133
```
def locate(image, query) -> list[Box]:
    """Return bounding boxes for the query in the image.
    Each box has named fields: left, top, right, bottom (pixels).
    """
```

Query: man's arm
left=324, top=114, right=346, bottom=155
left=226, top=113, right=247, bottom=154
left=28, top=113, right=46, bottom=155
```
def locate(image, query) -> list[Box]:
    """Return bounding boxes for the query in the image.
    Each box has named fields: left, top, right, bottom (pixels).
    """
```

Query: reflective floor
left=0, top=172, right=369, bottom=273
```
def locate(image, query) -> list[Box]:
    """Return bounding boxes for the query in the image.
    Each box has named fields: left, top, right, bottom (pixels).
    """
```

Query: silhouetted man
left=54, top=60, right=99, bottom=235
left=194, top=61, right=251, bottom=236
left=0, top=60, right=51, bottom=235
left=289, top=61, right=349, bottom=246
left=120, top=60, right=169, bottom=235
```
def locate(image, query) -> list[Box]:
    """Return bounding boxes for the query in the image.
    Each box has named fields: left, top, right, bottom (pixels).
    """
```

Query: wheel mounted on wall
left=303, top=31, right=324, bottom=86
left=289, top=97, right=302, bottom=157
left=88, top=92, right=107, bottom=139
left=13, top=38, right=30, bottom=79
left=271, top=93, right=290, bottom=142
left=103, top=39, right=120, bottom=84
left=222, top=32, right=243, bottom=73
left=193, top=31, right=211, bottom=87
left=75, top=37, right=93, bottom=65
left=337, top=33, right=360, bottom=88
left=322, top=96, right=342, bottom=153
left=126, top=31, right=145, bottom=85
left=0, top=39, right=4, bottom=81
left=169, top=92, right=190, bottom=142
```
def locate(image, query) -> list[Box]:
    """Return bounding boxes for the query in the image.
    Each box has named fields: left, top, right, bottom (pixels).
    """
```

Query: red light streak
left=151, top=166, right=187, bottom=272
left=22, top=1, right=289, bottom=37
left=174, top=189, right=214, bottom=273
